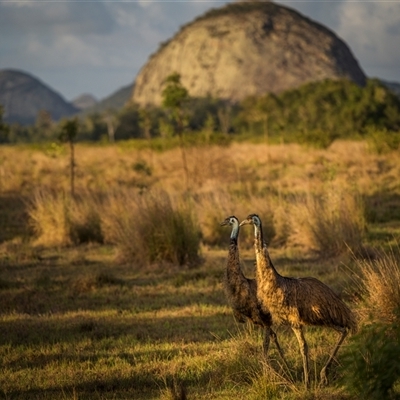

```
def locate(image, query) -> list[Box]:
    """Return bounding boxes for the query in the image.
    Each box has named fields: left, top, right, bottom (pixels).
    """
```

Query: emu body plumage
left=240, top=214, right=357, bottom=387
left=221, top=216, right=286, bottom=362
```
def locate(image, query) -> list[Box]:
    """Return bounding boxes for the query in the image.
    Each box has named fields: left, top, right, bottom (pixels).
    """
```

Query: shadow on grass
left=0, top=275, right=225, bottom=315
left=2, top=375, right=163, bottom=400
left=0, top=313, right=245, bottom=398
left=0, top=193, right=30, bottom=243
left=365, top=192, right=400, bottom=223
left=0, top=310, right=236, bottom=347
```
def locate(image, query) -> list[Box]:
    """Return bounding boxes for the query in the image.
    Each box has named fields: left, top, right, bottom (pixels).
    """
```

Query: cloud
left=336, top=1, right=400, bottom=79
left=278, top=1, right=342, bottom=32
left=0, top=1, right=231, bottom=98
left=0, top=0, right=398, bottom=100
left=280, top=0, right=400, bottom=81
left=0, top=1, right=118, bottom=68
left=0, top=1, right=116, bottom=36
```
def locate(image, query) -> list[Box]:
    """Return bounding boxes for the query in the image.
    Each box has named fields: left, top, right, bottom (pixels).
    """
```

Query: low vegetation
left=0, top=137, right=400, bottom=398
left=3, top=78, right=400, bottom=149
left=340, top=247, right=400, bottom=399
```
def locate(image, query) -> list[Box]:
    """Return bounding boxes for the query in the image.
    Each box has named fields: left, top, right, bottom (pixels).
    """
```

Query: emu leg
left=262, top=327, right=271, bottom=360
left=268, top=328, right=290, bottom=371
left=292, top=327, right=309, bottom=389
left=319, top=328, right=348, bottom=387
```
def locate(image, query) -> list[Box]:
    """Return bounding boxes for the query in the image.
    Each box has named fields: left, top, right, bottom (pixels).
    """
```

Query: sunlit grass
left=0, top=242, right=361, bottom=399
left=0, top=139, right=400, bottom=398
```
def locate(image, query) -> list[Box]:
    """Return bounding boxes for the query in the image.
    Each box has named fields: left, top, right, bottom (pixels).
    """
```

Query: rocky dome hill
left=132, top=1, right=366, bottom=107
left=0, top=69, right=78, bottom=125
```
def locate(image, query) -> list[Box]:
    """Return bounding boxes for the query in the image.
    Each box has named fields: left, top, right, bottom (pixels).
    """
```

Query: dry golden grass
left=1, top=139, right=395, bottom=257
left=1, top=138, right=400, bottom=398
left=288, top=184, right=366, bottom=256
left=1, top=140, right=399, bottom=198
left=354, top=245, right=400, bottom=323
left=28, top=189, right=103, bottom=247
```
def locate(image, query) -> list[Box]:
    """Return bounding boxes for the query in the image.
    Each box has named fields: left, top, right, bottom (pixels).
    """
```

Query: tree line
left=1, top=77, right=400, bottom=149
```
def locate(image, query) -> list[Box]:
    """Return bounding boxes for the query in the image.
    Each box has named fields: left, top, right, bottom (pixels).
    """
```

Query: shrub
left=340, top=247, right=400, bottom=399
left=105, top=190, right=201, bottom=266
left=28, top=189, right=71, bottom=246
left=367, top=128, right=400, bottom=154
left=293, top=128, right=339, bottom=149
left=68, top=196, right=104, bottom=245
left=28, top=189, right=104, bottom=246
left=289, top=186, right=366, bottom=257
left=340, top=311, right=400, bottom=399
left=194, top=189, right=277, bottom=249
left=194, top=189, right=237, bottom=248
left=355, top=245, right=400, bottom=324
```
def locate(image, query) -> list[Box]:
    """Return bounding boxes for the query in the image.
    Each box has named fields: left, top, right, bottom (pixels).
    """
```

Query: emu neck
left=230, top=223, right=239, bottom=241
left=254, top=223, right=279, bottom=282
left=226, top=226, right=245, bottom=281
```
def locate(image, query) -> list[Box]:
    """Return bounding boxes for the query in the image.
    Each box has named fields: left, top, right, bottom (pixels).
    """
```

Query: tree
left=103, top=109, right=119, bottom=143
left=161, top=72, right=190, bottom=190
left=59, top=118, right=79, bottom=197
left=35, top=110, right=54, bottom=139
left=138, top=107, right=152, bottom=140
left=217, top=104, right=233, bottom=135
left=0, top=106, right=9, bottom=143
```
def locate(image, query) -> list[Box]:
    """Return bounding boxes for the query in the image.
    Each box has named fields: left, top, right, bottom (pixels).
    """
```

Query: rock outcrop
left=0, top=69, right=78, bottom=125
left=132, top=1, right=366, bottom=106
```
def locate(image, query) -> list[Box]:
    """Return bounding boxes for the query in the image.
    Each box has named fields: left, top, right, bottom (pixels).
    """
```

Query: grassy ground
left=0, top=244, right=357, bottom=399
left=0, top=140, right=399, bottom=399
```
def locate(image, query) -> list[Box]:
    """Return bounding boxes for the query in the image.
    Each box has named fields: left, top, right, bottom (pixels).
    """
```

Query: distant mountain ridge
left=0, top=69, right=133, bottom=125
left=78, top=84, right=133, bottom=115
left=72, top=93, right=98, bottom=110
left=381, top=80, right=400, bottom=97
left=0, top=69, right=79, bottom=125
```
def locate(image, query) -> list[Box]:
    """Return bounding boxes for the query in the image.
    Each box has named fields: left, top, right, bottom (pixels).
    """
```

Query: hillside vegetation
left=2, top=79, right=400, bottom=151
left=0, top=137, right=400, bottom=398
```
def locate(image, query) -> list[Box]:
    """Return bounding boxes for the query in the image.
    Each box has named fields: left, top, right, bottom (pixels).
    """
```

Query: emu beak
left=220, top=220, right=229, bottom=226
left=239, top=218, right=251, bottom=227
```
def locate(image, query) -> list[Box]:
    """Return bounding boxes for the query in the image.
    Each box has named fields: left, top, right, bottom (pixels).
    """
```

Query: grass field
left=0, top=139, right=400, bottom=399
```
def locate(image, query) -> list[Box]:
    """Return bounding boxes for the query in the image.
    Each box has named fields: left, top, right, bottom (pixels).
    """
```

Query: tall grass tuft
left=289, top=187, right=366, bottom=257
left=195, top=190, right=232, bottom=248
left=339, top=247, right=400, bottom=399
left=104, top=189, right=201, bottom=266
left=28, top=189, right=104, bottom=246
left=68, top=192, right=104, bottom=244
left=194, top=188, right=277, bottom=249
left=340, top=311, right=400, bottom=400
left=355, top=245, right=400, bottom=324
left=28, top=189, right=72, bottom=246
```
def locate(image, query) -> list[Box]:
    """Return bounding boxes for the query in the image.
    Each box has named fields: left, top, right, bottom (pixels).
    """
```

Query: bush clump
left=340, top=311, right=400, bottom=400
left=289, top=186, right=366, bottom=257
left=340, top=247, right=400, bottom=399
left=28, top=189, right=104, bottom=246
left=107, top=190, right=201, bottom=266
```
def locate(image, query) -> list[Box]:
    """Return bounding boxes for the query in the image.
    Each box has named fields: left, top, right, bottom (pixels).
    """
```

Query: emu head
left=239, top=214, right=261, bottom=227
left=221, top=216, right=240, bottom=240
left=220, top=216, right=239, bottom=227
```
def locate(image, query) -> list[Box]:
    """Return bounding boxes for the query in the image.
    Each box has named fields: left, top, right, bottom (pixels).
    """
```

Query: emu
left=240, top=214, right=357, bottom=388
left=221, top=216, right=286, bottom=364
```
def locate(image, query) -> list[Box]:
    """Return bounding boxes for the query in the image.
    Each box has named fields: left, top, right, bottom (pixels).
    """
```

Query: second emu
left=240, top=214, right=357, bottom=388
left=221, top=216, right=287, bottom=364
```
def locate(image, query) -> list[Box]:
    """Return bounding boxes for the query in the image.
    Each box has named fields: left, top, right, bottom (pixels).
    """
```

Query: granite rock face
left=132, top=1, right=366, bottom=106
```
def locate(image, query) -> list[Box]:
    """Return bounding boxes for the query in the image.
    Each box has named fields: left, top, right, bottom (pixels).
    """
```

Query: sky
left=0, top=0, right=399, bottom=102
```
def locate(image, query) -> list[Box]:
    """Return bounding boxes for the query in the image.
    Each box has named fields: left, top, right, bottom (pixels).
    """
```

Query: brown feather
left=241, top=213, right=357, bottom=387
